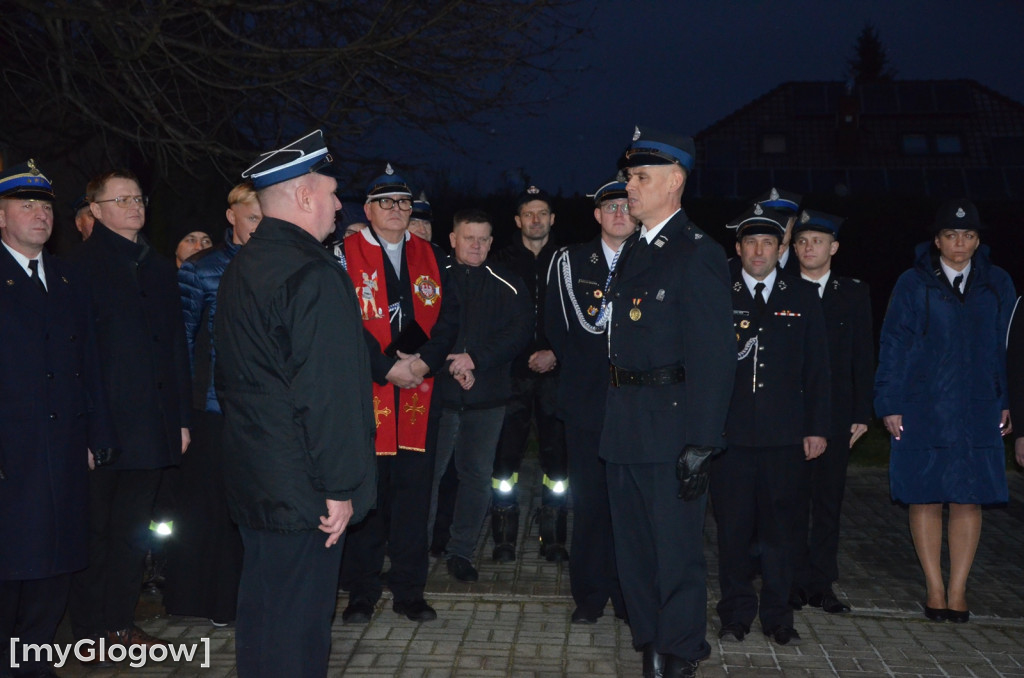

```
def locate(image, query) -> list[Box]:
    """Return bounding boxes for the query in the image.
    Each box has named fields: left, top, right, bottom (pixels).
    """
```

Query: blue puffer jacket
left=875, top=242, right=1015, bottom=505
left=178, top=230, right=241, bottom=413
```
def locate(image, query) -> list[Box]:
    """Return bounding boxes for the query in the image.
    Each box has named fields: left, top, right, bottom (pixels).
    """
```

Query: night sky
left=387, top=0, right=1024, bottom=197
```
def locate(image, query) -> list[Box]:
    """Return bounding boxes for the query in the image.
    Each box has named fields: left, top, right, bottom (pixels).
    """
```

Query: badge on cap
left=800, top=212, right=810, bottom=223
left=956, top=207, right=966, bottom=218
left=754, top=204, right=764, bottom=215
left=385, top=163, right=395, bottom=176
left=770, top=188, right=779, bottom=201
left=633, top=126, right=641, bottom=141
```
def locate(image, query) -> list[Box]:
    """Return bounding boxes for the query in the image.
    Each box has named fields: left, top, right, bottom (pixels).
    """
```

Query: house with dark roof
left=690, top=79, right=1024, bottom=202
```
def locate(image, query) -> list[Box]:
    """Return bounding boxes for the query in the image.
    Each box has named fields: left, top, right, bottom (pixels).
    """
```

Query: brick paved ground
left=49, top=462, right=1024, bottom=677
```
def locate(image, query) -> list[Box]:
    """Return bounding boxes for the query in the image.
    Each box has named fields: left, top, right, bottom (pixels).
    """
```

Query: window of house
left=935, top=134, right=963, bottom=155
left=901, top=134, right=929, bottom=155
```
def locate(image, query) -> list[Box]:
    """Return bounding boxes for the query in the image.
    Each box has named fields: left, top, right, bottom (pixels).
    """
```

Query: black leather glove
left=676, top=445, right=719, bottom=501
left=92, top=447, right=121, bottom=469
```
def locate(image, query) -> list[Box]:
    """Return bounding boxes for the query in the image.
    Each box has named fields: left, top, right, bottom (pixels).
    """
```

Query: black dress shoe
left=764, top=626, right=802, bottom=646
left=571, top=607, right=602, bottom=624
left=788, top=586, right=807, bottom=610
left=717, top=622, right=748, bottom=642
left=946, top=608, right=970, bottom=623
left=641, top=643, right=666, bottom=678
left=663, top=654, right=699, bottom=678
left=808, top=588, right=851, bottom=614
left=341, top=599, right=375, bottom=624
left=393, top=598, right=437, bottom=622
left=446, top=555, right=479, bottom=582
left=923, top=605, right=947, bottom=622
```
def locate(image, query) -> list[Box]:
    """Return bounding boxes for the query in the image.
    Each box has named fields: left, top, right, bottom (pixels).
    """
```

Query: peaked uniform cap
left=793, top=209, right=844, bottom=239
left=0, top=160, right=56, bottom=201
left=931, top=199, right=984, bottom=234
left=726, top=204, right=787, bottom=240
left=754, top=187, right=801, bottom=214
left=366, top=163, right=412, bottom=199
left=242, top=129, right=335, bottom=189
left=619, top=125, right=696, bottom=172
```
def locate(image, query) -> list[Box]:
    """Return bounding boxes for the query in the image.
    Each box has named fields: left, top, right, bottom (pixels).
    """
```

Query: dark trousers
left=1, top=575, right=70, bottom=675
left=340, top=412, right=438, bottom=604
left=794, top=435, right=849, bottom=594
left=493, top=372, right=566, bottom=505
left=710, top=444, right=806, bottom=632
left=566, top=424, right=623, bottom=617
left=432, top=406, right=506, bottom=560
left=69, top=468, right=162, bottom=639
left=236, top=527, right=342, bottom=678
left=607, top=461, right=710, bottom=662
left=162, top=410, right=243, bottom=622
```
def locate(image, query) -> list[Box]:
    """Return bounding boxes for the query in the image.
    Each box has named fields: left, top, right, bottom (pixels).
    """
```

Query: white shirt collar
left=2, top=241, right=46, bottom=286
left=360, top=227, right=409, bottom=248
left=741, top=267, right=777, bottom=301
left=638, top=209, right=680, bottom=244
left=600, top=239, right=623, bottom=269
left=801, top=269, right=831, bottom=297
left=940, top=259, right=970, bottom=292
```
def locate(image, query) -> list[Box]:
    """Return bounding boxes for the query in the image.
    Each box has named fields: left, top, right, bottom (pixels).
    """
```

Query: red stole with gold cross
left=344, top=230, right=442, bottom=454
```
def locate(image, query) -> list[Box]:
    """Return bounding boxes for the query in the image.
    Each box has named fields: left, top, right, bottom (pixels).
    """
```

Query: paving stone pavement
left=48, top=461, right=1024, bottom=677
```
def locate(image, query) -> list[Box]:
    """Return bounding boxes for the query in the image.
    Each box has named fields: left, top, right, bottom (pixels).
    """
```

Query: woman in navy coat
left=875, top=200, right=1015, bottom=623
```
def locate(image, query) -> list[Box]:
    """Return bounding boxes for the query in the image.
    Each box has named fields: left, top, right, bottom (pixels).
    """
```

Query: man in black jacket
left=431, top=209, right=532, bottom=582
left=69, top=169, right=192, bottom=655
left=490, top=185, right=568, bottom=562
left=216, top=130, right=376, bottom=678
left=546, top=177, right=634, bottom=624
left=711, top=205, right=830, bottom=648
left=789, top=209, right=873, bottom=614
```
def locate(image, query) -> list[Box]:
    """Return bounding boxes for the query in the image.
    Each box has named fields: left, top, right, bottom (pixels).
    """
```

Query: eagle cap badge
left=956, top=207, right=966, bottom=218
left=632, top=126, right=641, bottom=141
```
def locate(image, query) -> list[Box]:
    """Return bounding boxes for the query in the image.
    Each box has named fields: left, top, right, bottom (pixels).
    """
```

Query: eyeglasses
left=600, top=202, right=629, bottom=214
left=92, top=195, right=149, bottom=208
left=371, top=197, right=413, bottom=211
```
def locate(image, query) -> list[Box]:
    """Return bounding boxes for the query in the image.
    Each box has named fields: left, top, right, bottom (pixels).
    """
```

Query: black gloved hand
left=92, top=447, right=121, bottom=469
left=676, top=445, right=719, bottom=501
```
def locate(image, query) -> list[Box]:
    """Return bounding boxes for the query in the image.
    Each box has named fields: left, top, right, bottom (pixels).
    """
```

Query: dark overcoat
left=0, top=249, right=115, bottom=579
left=875, top=243, right=1015, bottom=505
left=71, top=222, right=191, bottom=469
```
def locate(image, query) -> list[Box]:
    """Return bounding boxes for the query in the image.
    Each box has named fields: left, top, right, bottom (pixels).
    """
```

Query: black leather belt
left=610, top=365, right=686, bottom=387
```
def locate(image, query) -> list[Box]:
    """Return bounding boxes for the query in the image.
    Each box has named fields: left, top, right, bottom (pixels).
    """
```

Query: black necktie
left=754, top=281, right=766, bottom=314
left=952, top=274, right=964, bottom=297
left=28, top=259, right=46, bottom=294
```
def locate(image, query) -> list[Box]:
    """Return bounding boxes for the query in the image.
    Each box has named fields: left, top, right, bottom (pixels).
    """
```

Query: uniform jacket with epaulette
left=727, top=270, right=831, bottom=447
left=546, top=237, right=615, bottom=429
left=816, top=274, right=874, bottom=443
left=600, top=209, right=735, bottom=463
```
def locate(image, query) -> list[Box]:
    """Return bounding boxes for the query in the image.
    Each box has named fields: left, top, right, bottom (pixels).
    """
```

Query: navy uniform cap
left=516, top=185, right=554, bottom=211
left=366, top=164, right=412, bottom=199
left=0, top=160, right=55, bottom=201
left=932, top=199, right=984, bottom=234
left=72, top=194, right=90, bottom=213
left=587, top=174, right=627, bottom=205
left=793, top=209, right=844, bottom=239
left=411, top=192, right=432, bottom=221
left=726, top=204, right=787, bottom=241
left=242, top=129, right=335, bottom=189
left=619, top=125, right=696, bottom=172
left=754, top=187, right=801, bottom=214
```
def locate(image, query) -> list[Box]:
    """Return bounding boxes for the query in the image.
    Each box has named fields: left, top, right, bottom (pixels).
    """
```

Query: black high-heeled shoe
left=923, top=605, right=947, bottom=622
left=946, top=608, right=970, bottom=623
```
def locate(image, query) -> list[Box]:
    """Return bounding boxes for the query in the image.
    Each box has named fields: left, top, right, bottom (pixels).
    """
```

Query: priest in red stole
left=337, top=164, right=459, bottom=623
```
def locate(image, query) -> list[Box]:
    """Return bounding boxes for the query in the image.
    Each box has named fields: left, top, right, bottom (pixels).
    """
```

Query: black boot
left=538, top=506, right=569, bottom=562
left=491, top=505, right=519, bottom=562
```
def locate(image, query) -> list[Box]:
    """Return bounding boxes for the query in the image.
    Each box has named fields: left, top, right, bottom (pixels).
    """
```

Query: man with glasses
left=545, top=177, right=635, bottom=624
left=490, top=185, right=568, bottom=563
left=68, top=170, right=192, bottom=660
left=338, top=164, right=458, bottom=624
